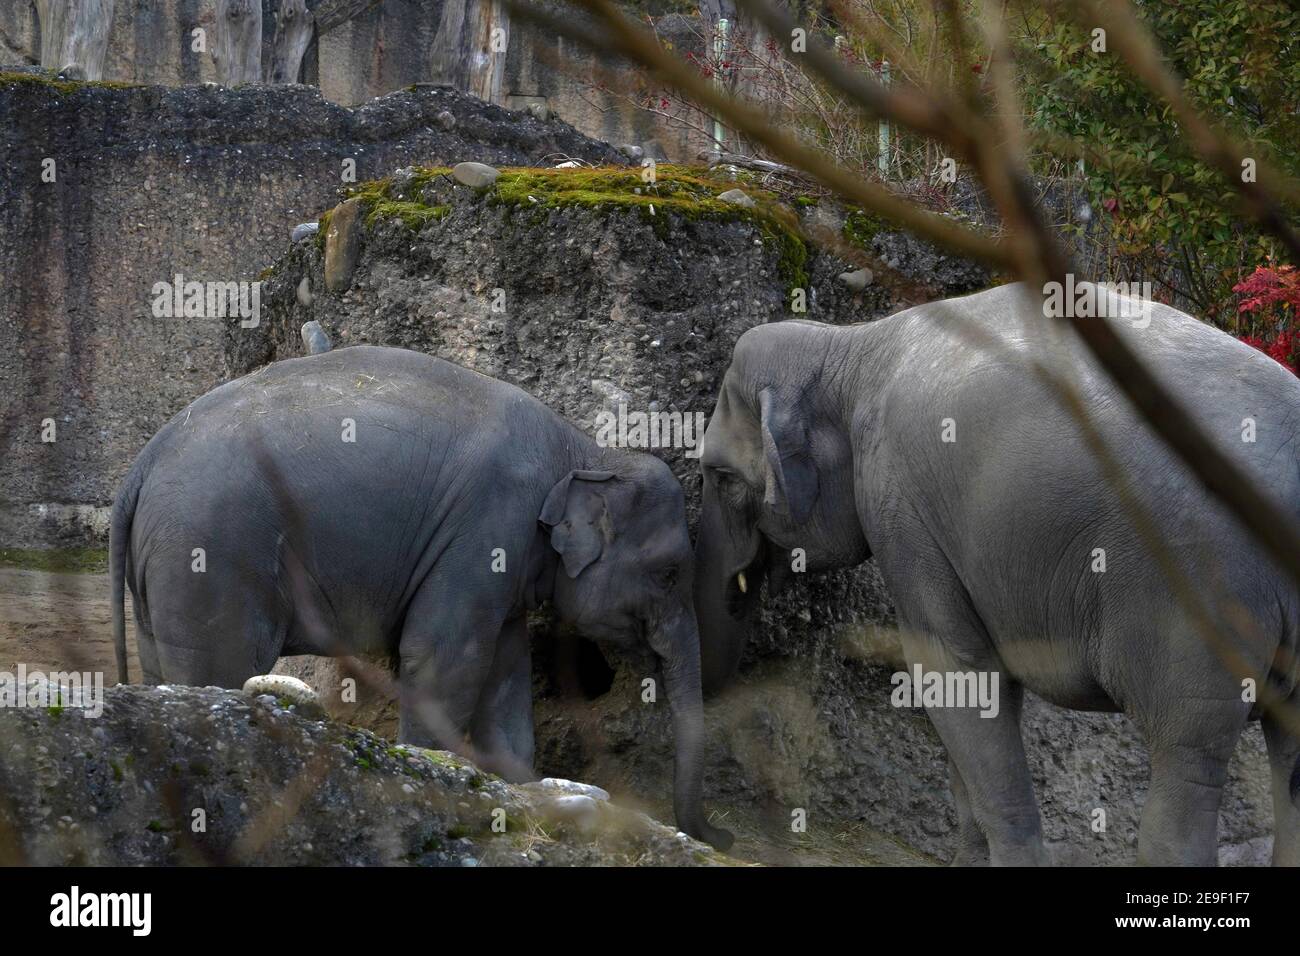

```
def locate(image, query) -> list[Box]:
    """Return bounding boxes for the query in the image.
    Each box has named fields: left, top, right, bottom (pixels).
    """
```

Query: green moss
left=420, top=749, right=463, bottom=769
left=490, top=165, right=780, bottom=224
left=842, top=208, right=889, bottom=250
left=327, top=163, right=812, bottom=295
left=0, top=547, right=109, bottom=573
left=762, top=222, right=810, bottom=298
left=321, top=169, right=456, bottom=235
left=0, top=71, right=137, bottom=93
left=315, top=207, right=333, bottom=251
left=343, top=177, right=394, bottom=205
left=342, top=167, right=451, bottom=205
left=257, top=265, right=275, bottom=281
left=364, top=200, right=450, bottom=231
left=492, top=165, right=810, bottom=292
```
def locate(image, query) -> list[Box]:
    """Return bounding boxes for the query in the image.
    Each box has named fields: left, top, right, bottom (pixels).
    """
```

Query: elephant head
left=540, top=456, right=734, bottom=851
left=695, top=322, right=870, bottom=694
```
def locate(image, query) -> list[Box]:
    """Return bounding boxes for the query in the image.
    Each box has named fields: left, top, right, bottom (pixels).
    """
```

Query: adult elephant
left=111, top=345, right=731, bottom=850
left=693, top=282, right=1299, bottom=865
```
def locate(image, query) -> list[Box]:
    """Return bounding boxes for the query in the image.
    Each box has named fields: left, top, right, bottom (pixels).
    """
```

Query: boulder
left=323, top=197, right=364, bottom=293
left=452, top=162, right=501, bottom=189
left=300, top=320, right=332, bottom=355
left=717, top=188, right=755, bottom=208
left=837, top=268, right=873, bottom=292
left=0, top=685, right=726, bottom=866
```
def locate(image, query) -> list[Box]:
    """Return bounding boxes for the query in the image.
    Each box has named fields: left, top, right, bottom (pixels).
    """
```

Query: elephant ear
left=758, top=387, right=818, bottom=525
left=540, top=470, right=616, bottom=578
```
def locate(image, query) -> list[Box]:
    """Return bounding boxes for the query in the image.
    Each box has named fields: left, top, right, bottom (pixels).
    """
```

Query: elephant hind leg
left=394, top=579, right=506, bottom=756
left=152, top=612, right=284, bottom=689
left=1137, top=703, right=1248, bottom=866
left=132, top=594, right=162, bottom=685
left=925, top=678, right=1048, bottom=865
left=1262, top=689, right=1300, bottom=866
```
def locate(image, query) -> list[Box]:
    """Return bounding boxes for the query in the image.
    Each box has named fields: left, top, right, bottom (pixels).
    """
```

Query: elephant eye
left=654, top=566, right=678, bottom=589
left=713, top=468, right=750, bottom=503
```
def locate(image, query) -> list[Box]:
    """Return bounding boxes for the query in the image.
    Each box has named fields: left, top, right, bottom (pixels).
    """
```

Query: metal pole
left=877, top=59, right=891, bottom=178
left=713, top=18, right=730, bottom=151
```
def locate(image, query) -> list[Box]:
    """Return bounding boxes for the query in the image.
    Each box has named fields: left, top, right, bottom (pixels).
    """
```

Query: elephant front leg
left=892, top=567, right=1048, bottom=866
left=947, top=757, right=990, bottom=866
left=469, top=615, right=535, bottom=783
left=396, top=587, right=506, bottom=755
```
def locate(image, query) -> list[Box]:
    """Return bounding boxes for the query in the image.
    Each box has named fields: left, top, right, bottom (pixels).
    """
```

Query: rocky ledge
left=0, top=684, right=726, bottom=866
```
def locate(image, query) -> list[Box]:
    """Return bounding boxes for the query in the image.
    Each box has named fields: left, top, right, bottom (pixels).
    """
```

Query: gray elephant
left=110, top=345, right=732, bottom=850
left=693, top=282, right=1299, bottom=865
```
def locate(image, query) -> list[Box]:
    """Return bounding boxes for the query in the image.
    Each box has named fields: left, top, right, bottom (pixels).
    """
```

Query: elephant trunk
left=694, top=477, right=762, bottom=695
left=658, top=608, right=734, bottom=852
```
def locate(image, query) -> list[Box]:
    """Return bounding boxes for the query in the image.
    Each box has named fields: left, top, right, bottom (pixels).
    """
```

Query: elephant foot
left=949, top=844, right=990, bottom=866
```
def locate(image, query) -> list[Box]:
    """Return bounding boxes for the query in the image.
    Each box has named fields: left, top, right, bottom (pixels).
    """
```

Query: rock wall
left=248, top=165, right=1274, bottom=865
left=0, top=0, right=712, bottom=160
left=0, top=76, right=621, bottom=547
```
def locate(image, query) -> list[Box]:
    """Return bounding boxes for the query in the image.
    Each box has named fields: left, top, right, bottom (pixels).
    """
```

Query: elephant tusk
left=737, top=571, right=748, bottom=594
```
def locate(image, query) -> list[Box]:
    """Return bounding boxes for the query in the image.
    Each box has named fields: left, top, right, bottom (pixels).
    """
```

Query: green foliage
left=491, top=165, right=810, bottom=292
left=1021, top=0, right=1300, bottom=320
left=331, top=164, right=813, bottom=294
left=842, top=209, right=888, bottom=250
left=364, top=201, right=450, bottom=231
left=0, top=548, right=109, bottom=573
left=0, top=71, right=137, bottom=93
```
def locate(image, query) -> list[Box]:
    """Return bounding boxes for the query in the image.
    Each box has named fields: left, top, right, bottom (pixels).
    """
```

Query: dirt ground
left=0, top=565, right=932, bottom=867
left=0, top=567, right=141, bottom=678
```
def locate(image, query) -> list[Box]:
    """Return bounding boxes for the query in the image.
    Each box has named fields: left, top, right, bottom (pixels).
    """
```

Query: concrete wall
left=0, top=78, right=621, bottom=547
left=0, top=0, right=712, bottom=160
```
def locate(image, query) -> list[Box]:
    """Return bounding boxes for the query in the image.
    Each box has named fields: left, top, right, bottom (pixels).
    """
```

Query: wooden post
left=430, top=0, right=509, bottom=103
left=270, top=0, right=314, bottom=83
left=214, top=0, right=263, bottom=85
left=34, top=0, right=115, bottom=80
left=313, top=0, right=385, bottom=35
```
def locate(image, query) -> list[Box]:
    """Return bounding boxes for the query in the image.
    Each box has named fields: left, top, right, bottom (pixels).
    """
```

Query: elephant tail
left=1292, top=749, right=1300, bottom=811
left=109, top=459, right=147, bottom=685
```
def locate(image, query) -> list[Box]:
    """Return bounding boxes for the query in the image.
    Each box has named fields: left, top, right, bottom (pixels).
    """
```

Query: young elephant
left=111, top=345, right=731, bottom=850
left=695, top=282, right=1299, bottom=865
